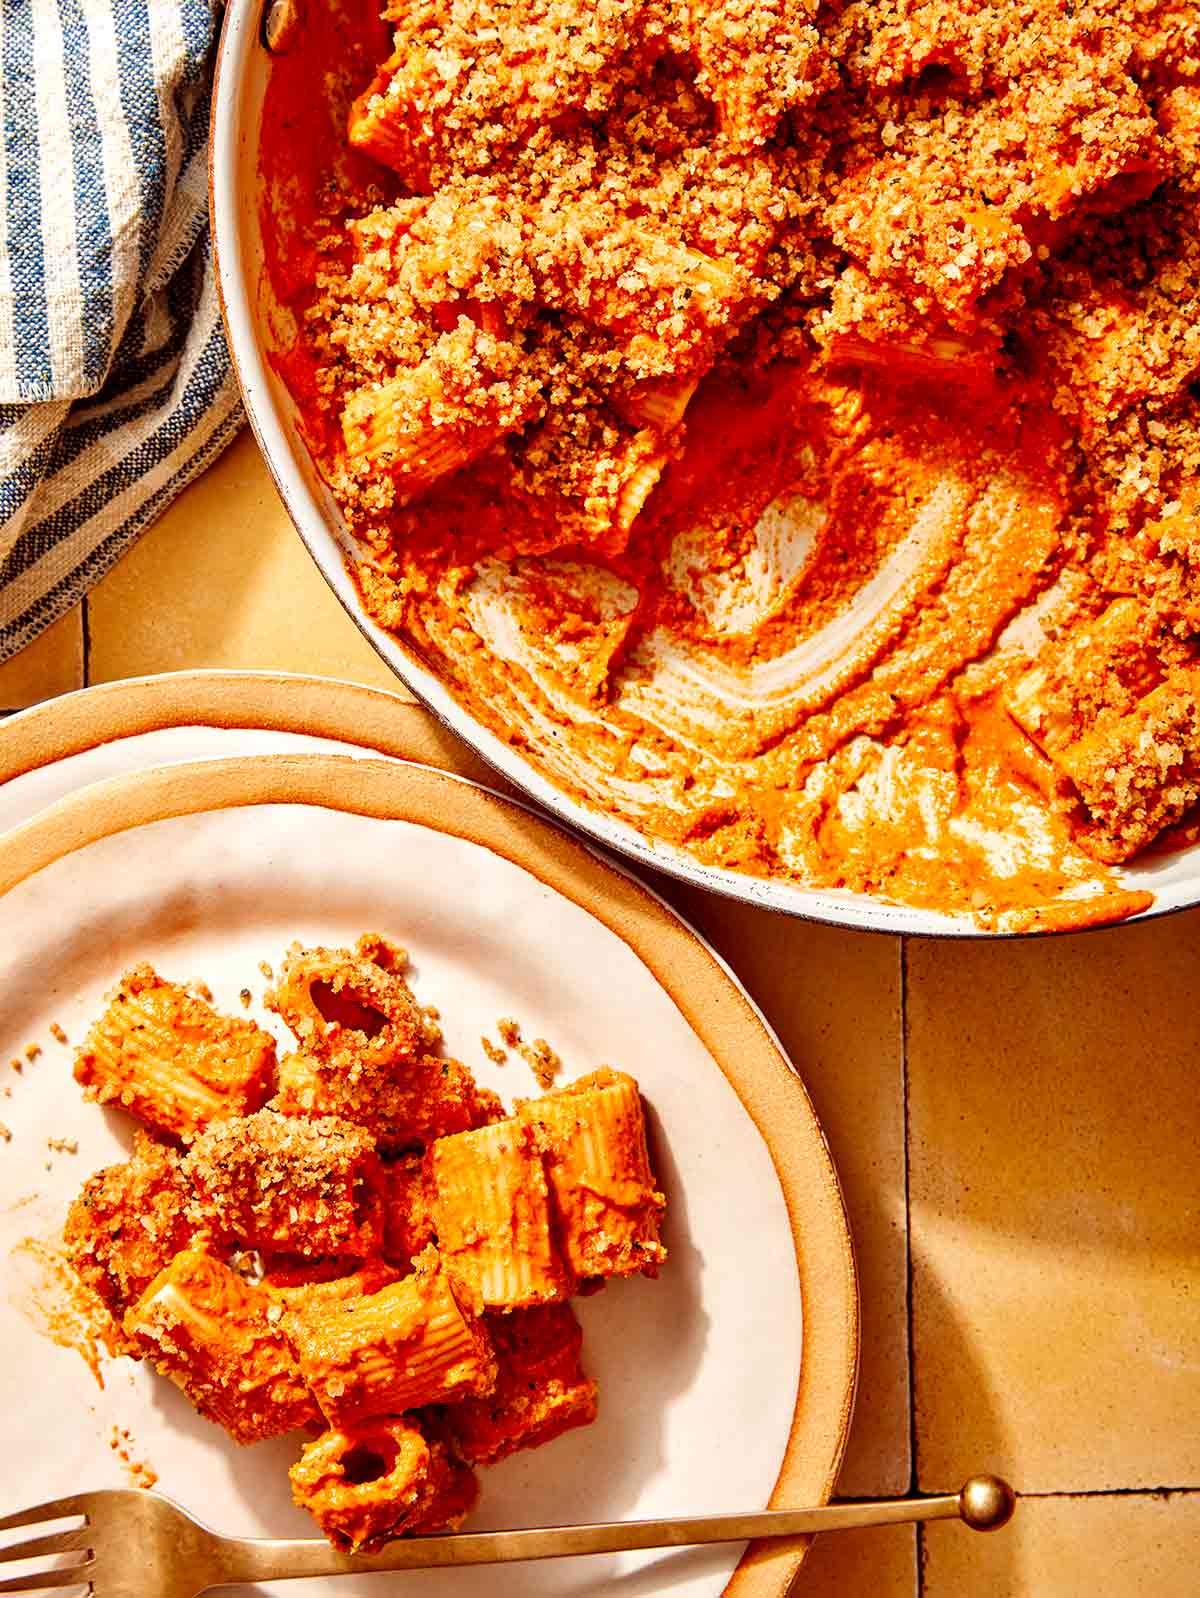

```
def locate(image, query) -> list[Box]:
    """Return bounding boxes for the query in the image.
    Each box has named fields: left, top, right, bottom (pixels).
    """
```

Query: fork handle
left=207, top=1476, right=1015, bottom=1586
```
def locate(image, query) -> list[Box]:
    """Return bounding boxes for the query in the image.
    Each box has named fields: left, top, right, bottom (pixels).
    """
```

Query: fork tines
left=0, top=1499, right=91, bottom=1595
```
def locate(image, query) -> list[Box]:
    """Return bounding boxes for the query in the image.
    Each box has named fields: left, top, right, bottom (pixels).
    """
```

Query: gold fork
left=0, top=1476, right=1014, bottom=1597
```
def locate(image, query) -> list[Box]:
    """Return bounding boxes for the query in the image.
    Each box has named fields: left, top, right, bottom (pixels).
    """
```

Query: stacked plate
left=0, top=671, right=857, bottom=1598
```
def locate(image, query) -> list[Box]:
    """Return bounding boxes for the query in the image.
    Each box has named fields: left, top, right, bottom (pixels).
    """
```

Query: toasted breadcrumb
left=184, top=1108, right=383, bottom=1258
left=491, top=1020, right=561, bottom=1086
left=62, top=1130, right=197, bottom=1353
left=524, top=1039, right=561, bottom=1090
left=109, top=1425, right=159, bottom=1490
left=50, top=1023, right=69, bottom=1045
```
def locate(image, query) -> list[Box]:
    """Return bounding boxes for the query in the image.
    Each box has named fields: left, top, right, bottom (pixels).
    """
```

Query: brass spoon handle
left=220, top=1475, right=1016, bottom=1583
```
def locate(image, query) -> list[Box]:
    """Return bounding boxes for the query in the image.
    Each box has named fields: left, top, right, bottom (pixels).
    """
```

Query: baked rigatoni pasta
left=1005, top=597, right=1200, bottom=860
left=346, top=0, right=660, bottom=191
left=268, top=936, right=502, bottom=1146
left=255, top=0, right=1200, bottom=929
left=380, top=1151, right=435, bottom=1274
left=529, top=206, right=750, bottom=371
left=520, top=1069, right=667, bottom=1279
left=285, top=1247, right=496, bottom=1426
left=183, top=1109, right=383, bottom=1258
left=265, top=936, right=427, bottom=1070
left=62, top=1130, right=196, bottom=1352
left=340, top=322, right=543, bottom=496
left=125, top=1246, right=319, bottom=1444
left=289, top=1416, right=479, bottom=1550
left=264, top=1256, right=400, bottom=1308
left=446, top=1303, right=598, bottom=1464
left=427, top=1118, right=574, bottom=1309
left=73, top=965, right=276, bottom=1138
left=290, top=1417, right=431, bottom=1550
left=61, top=934, right=669, bottom=1546
left=274, top=1048, right=501, bottom=1149
left=505, top=410, right=673, bottom=551
left=679, top=0, right=830, bottom=148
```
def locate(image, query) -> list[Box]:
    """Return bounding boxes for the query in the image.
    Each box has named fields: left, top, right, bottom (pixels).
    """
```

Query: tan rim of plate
left=0, top=750, right=859, bottom=1598
left=0, top=671, right=496, bottom=789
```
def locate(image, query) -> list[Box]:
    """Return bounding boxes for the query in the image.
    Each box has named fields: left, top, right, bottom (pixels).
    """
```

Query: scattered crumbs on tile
left=49, top=1023, right=68, bottom=1044
left=498, top=1017, right=520, bottom=1048
left=46, top=1137, right=78, bottom=1156
left=481, top=1035, right=508, bottom=1066
left=9, top=1058, right=22, bottom=1075
left=190, top=981, right=214, bottom=1004
left=258, top=961, right=274, bottom=982
left=0, top=1122, right=11, bottom=1143
left=239, top=988, right=253, bottom=1008
left=23, top=1043, right=41, bottom=1063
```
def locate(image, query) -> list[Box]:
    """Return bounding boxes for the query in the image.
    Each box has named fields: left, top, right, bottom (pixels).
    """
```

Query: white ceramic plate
left=0, top=673, right=437, bottom=837
left=0, top=751, right=856, bottom=1598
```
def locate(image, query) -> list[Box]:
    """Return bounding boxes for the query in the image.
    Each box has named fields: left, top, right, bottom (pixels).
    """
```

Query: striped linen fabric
left=0, top=0, right=243, bottom=663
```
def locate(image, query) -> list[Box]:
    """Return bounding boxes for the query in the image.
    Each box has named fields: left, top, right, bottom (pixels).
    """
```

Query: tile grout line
left=1022, top=1485, right=1200, bottom=1500
left=830, top=1485, right=1200, bottom=1504
left=81, top=596, right=92, bottom=687
left=899, top=933, right=925, bottom=1595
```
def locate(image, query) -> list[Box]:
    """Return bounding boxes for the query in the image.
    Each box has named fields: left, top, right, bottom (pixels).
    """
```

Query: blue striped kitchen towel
left=0, top=0, right=243, bottom=663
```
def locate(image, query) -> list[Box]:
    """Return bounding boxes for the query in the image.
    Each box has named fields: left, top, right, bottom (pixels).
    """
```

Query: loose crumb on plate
left=258, top=961, right=275, bottom=981
left=524, top=1038, right=562, bottom=1091
left=24, top=1043, right=41, bottom=1063
left=46, top=1137, right=79, bottom=1155
left=109, top=1425, right=159, bottom=1490
left=481, top=1036, right=507, bottom=1065
left=0, top=1122, right=11, bottom=1142
left=239, top=988, right=253, bottom=1008
left=50, top=1023, right=69, bottom=1044
left=495, top=1019, right=562, bottom=1087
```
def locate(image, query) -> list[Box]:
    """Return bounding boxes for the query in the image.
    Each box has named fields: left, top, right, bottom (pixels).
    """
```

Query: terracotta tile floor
left=2, top=433, right=1197, bottom=1594
left=0, top=607, right=84, bottom=711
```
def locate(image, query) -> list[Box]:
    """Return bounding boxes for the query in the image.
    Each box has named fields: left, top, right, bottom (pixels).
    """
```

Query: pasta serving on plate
left=62, top=936, right=666, bottom=1550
